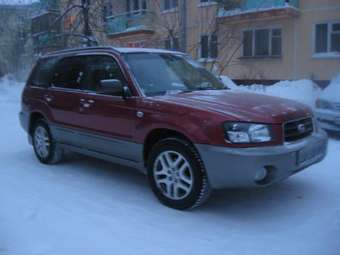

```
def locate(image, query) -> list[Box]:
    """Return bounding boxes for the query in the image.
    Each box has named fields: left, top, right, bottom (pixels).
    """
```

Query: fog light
left=254, top=168, right=268, bottom=182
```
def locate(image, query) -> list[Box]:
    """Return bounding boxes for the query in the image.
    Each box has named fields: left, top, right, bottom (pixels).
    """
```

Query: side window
left=51, top=56, right=87, bottom=90
left=30, top=58, right=58, bottom=88
left=84, top=55, right=125, bottom=96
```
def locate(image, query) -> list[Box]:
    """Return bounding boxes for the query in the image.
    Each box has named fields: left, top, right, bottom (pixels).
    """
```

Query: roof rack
left=45, top=46, right=119, bottom=57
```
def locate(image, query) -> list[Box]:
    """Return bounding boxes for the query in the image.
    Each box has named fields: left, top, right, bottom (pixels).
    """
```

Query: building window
left=127, top=0, right=147, bottom=14
left=163, top=0, right=178, bottom=11
left=200, top=34, right=218, bottom=59
left=243, top=30, right=253, bottom=57
left=199, top=0, right=217, bottom=7
left=243, top=28, right=282, bottom=57
left=315, top=22, right=340, bottom=54
left=200, top=0, right=216, bottom=3
left=271, top=29, right=282, bottom=56
left=165, top=37, right=179, bottom=50
left=102, top=2, right=113, bottom=22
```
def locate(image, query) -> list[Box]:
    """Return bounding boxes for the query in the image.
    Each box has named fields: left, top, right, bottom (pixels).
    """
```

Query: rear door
left=75, top=54, right=141, bottom=161
left=47, top=56, right=88, bottom=145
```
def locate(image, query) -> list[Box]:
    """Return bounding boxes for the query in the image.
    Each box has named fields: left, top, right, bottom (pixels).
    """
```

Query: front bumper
left=196, top=130, right=328, bottom=189
left=19, top=111, right=32, bottom=144
left=315, top=108, right=340, bottom=132
left=19, top=111, right=30, bottom=132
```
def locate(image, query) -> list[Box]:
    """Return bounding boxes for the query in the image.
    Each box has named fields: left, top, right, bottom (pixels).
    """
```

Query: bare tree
left=33, top=0, right=113, bottom=53
left=150, top=0, right=183, bottom=50
left=148, top=0, right=244, bottom=75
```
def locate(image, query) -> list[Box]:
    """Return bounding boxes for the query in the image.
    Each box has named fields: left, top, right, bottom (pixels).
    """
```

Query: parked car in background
left=20, top=47, right=328, bottom=210
left=315, top=76, right=340, bottom=133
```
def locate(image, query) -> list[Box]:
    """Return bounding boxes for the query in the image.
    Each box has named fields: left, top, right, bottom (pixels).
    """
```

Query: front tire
left=147, top=138, right=211, bottom=210
left=32, top=119, right=63, bottom=164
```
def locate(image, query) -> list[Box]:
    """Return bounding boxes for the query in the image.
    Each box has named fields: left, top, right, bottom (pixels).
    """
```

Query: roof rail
left=45, top=46, right=119, bottom=56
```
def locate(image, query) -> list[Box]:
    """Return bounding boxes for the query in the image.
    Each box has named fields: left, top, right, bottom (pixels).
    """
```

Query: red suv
left=20, top=47, right=328, bottom=209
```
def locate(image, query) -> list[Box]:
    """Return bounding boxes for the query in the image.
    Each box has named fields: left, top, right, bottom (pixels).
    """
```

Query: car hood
left=153, top=90, right=312, bottom=123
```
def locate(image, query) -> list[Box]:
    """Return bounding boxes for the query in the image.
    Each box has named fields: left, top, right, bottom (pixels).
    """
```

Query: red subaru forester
left=20, top=47, right=328, bottom=209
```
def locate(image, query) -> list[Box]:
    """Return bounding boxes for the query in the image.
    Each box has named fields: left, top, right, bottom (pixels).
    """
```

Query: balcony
left=218, top=0, right=300, bottom=21
left=31, top=11, right=60, bottom=36
left=31, top=0, right=59, bottom=19
left=32, top=32, right=65, bottom=53
left=105, top=11, right=156, bottom=37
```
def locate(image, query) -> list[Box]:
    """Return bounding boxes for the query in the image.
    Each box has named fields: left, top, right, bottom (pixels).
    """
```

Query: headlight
left=224, top=122, right=273, bottom=144
left=316, top=99, right=333, bottom=109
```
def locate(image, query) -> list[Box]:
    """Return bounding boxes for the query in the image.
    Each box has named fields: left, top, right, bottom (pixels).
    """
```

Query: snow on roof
left=114, top=47, right=184, bottom=55
left=43, top=46, right=185, bottom=58
left=218, top=4, right=298, bottom=18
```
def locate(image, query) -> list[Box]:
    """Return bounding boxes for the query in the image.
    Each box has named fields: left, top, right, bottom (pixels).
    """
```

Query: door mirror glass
left=98, top=79, right=123, bottom=95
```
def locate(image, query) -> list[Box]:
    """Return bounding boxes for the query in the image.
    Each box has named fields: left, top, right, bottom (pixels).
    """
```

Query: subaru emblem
left=297, top=124, right=306, bottom=133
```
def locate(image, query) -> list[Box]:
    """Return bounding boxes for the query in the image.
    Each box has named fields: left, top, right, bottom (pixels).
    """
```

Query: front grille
left=284, top=117, right=314, bottom=142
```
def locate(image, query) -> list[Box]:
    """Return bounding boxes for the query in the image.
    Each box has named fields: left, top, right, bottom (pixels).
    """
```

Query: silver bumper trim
left=196, top=130, right=328, bottom=189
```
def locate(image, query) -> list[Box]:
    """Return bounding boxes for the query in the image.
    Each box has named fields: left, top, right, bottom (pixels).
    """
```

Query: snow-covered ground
left=1, top=77, right=340, bottom=255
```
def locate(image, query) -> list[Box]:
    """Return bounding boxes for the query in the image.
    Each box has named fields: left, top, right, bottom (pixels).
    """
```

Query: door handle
left=44, top=94, right=53, bottom=102
left=80, top=99, right=91, bottom=108
left=82, top=103, right=91, bottom=108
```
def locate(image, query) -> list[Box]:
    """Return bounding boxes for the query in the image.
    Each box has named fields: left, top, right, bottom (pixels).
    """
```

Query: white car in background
left=315, top=75, right=340, bottom=132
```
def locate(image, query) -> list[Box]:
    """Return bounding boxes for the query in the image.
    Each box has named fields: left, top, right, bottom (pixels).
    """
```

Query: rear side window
left=51, top=56, right=87, bottom=90
left=83, top=55, right=125, bottom=95
left=30, top=58, right=58, bottom=88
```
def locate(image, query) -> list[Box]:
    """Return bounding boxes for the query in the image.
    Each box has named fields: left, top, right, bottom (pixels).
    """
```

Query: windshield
left=123, top=53, right=226, bottom=96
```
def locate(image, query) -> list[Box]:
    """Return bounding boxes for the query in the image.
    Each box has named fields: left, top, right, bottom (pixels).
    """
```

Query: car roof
left=43, top=46, right=185, bottom=58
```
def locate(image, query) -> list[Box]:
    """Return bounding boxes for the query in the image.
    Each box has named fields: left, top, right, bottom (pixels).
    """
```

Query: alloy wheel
left=153, top=150, right=194, bottom=200
left=34, top=126, right=51, bottom=159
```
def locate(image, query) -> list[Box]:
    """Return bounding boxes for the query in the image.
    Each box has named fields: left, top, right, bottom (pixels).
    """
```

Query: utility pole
left=82, top=0, right=92, bottom=46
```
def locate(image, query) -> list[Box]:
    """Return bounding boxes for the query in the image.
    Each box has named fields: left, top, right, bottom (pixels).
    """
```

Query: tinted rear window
left=51, top=56, right=87, bottom=90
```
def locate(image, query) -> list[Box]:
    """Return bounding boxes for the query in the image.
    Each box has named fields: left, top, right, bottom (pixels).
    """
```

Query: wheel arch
left=143, top=128, right=195, bottom=167
left=28, top=112, right=46, bottom=136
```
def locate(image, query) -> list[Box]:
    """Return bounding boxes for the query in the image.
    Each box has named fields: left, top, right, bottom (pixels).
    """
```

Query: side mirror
left=98, top=79, right=131, bottom=99
left=99, top=79, right=123, bottom=95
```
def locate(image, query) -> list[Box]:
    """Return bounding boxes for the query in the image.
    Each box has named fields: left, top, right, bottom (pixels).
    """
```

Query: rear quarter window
left=29, top=57, right=59, bottom=88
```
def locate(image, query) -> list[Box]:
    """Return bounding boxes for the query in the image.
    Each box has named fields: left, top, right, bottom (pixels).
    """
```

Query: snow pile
left=319, top=74, right=340, bottom=102
left=218, top=5, right=297, bottom=18
left=222, top=76, right=321, bottom=108
left=244, top=80, right=321, bottom=108
left=220, top=75, right=238, bottom=90
left=0, top=75, right=24, bottom=104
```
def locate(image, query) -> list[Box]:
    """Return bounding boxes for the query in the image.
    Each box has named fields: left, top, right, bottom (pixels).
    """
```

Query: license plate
left=297, top=143, right=325, bottom=165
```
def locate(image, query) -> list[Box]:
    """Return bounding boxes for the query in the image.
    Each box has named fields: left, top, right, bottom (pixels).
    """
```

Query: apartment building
left=104, top=0, right=340, bottom=84
left=216, top=0, right=340, bottom=84
left=30, top=0, right=339, bottom=84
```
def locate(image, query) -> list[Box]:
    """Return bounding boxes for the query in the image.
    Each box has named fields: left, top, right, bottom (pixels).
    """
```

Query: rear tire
left=147, top=138, right=211, bottom=210
left=32, top=119, right=63, bottom=164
